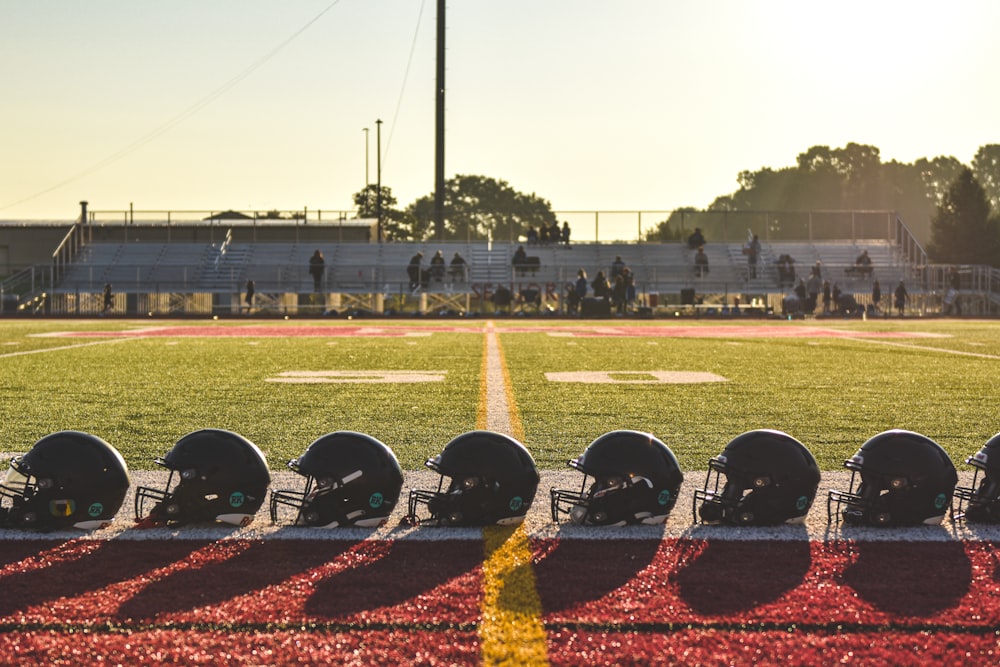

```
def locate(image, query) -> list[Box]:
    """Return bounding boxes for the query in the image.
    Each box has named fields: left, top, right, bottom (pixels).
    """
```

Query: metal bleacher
left=49, top=235, right=918, bottom=315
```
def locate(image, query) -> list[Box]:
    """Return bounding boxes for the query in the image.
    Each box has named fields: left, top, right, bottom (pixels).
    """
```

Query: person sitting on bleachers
left=429, top=250, right=446, bottom=281
left=694, top=246, right=709, bottom=277
left=449, top=252, right=468, bottom=282
left=851, top=249, right=873, bottom=277
left=775, top=253, right=795, bottom=286
left=512, top=245, right=527, bottom=266
left=591, top=270, right=611, bottom=299
left=610, top=255, right=626, bottom=280
left=687, top=227, right=706, bottom=250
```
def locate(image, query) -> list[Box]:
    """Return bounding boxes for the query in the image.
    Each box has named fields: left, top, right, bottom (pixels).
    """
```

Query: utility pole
left=376, top=119, right=383, bottom=243
left=434, top=0, right=445, bottom=239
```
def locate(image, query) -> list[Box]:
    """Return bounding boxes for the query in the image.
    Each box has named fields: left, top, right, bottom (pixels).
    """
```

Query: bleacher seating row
left=56, top=238, right=911, bottom=301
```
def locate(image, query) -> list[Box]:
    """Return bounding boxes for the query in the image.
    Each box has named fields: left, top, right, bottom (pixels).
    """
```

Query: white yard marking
left=0, top=337, right=138, bottom=359
left=266, top=370, right=448, bottom=383
left=546, top=370, right=728, bottom=384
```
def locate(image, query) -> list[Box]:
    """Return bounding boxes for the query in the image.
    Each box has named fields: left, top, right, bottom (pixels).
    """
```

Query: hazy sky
left=2, top=0, right=999, bottom=223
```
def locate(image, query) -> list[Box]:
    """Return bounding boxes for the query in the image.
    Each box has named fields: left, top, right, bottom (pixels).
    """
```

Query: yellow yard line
left=477, top=323, right=548, bottom=666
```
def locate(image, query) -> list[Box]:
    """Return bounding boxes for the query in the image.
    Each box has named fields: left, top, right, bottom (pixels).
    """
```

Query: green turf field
left=0, top=318, right=997, bottom=471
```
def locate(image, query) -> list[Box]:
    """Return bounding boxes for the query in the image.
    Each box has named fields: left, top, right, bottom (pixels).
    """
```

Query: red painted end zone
left=1, top=537, right=998, bottom=664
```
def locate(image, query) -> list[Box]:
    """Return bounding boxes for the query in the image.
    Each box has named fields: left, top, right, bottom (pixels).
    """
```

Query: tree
left=407, top=175, right=556, bottom=241
left=927, top=168, right=999, bottom=266
left=352, top=184, right=416, bottom=241
left=972, top=144, right=1000, bottom=213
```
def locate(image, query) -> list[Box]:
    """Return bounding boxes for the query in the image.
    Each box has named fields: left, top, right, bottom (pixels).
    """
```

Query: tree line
left=353, top=144, right=1000, bottom=267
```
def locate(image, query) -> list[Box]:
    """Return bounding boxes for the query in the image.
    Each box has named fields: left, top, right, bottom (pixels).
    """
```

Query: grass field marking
left=848, top=338, right=1000, bottom=360
left=0, top=336, right=139, bottom=360
left=265, top=370, right=449, bottom=384
left=480, top=524, right=550, bottom=667
left=545, top=370, right=728, bottom=384
left=478, top=323, right=548, bottom=666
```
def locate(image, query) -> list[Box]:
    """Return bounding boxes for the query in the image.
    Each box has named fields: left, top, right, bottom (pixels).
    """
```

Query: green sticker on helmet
left=657, top=490, right=672, bottom=505
left=229, top=491, right=246, bottom=508
left=795, top=495, right=809, bottom=511
left=369, top=492, right=384, bottom=509
left=87, top=502, right=104, bottom=517
left=934, top=493, right=948, bottom=509
left=508, top=496, right=524, bottom=511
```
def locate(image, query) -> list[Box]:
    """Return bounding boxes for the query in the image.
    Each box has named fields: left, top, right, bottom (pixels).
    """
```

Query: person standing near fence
left=102, top=283, right=113, bottom=315
left=244, top=279, right=255, bottom=313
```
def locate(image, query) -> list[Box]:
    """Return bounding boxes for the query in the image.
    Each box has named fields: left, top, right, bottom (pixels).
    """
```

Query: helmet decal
left=657, top=490, right=672, bottom=505
left=509, top=496, right=524, bottom=512
left=369, top=492, right=384, bottom=509
left=229, top=491, right=246, bottom=508
left=934, top=493, right=948, bottom=509
left=88, top=502, right=104, bottom=517
left=49, top=499, right=75, bottom=517
left=796, top=495, right=809, bottom=511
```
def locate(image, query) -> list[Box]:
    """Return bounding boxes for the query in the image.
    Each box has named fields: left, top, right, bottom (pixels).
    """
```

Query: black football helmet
left=0, top=431, right=130, bottom=530
left=134, top=429, right=270, bottom=527
left=406, top=430, right=539, bottom=526
left=952, top=433, right=1000, bottom=523
left=828, top=429, right=957, bottom=526
left=694, top=429, right=820, bottom=526
left=550, top=430, right=683, bottom=525
left=269, top=431, right=403, bottom=527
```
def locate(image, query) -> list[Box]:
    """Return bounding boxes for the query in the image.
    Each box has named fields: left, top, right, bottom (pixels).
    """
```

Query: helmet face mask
left=954, top=433, right=1000, bottom=522
left=406, top=431, right=538, bottom=527
left=827, top=430, right=957, bottom=527
left=0, top=431, right=130, bottom=530
left=269, top=432, right=403, bottom=528
left=134, top=429, right=270, bottom=527
left=694, top=430, right=819, bottom=526
left=550, top=430, right=683, bottom=526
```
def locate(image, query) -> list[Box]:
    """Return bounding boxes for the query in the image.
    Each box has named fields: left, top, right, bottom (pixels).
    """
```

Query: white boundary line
left=848, top=337, right=1000, bottom=360
left=0, top=337, right=140, bottom=359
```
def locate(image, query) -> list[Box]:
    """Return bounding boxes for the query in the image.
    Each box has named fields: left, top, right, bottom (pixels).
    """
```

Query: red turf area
left=0, top=537, right=998, bottom=664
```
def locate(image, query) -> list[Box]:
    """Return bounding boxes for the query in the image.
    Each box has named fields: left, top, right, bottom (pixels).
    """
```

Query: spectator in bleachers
left=449, top=252, right=468, bottom=282
left=512, top=245, right=527, bottom=266
left=526, top=225, right=539, bottom=245
left=743, top=234, right=761, bottom=279
left=872, top=279, right=882, bottom=314
left=611, top=255, right=626, bottom=280
left=822, top=280, right=832, bottom=314
left=548, top=221, right=561, bottom=246
left=832, top=283, right=842, bottom=311
left=687, top=227, right=706, bottom=250
left=853, top=249, right=873, bottom=277
left=407, top=251, right=424, bottom=291
left=623, top=267, right=636, bottom=308
left=894, top=280, right=908, bottom=316
left=574, top=269, right=588, bottom=311
left=561, top=221, right=572, bottom=246
left=806, top=268, right=822, bottom=313
left=776, top=253, right=796, bottom=286
left=539, top=225, right=550, bottom=244
left=429, top=250, right=446, bottom=281
left=591, top=270, right=611, bottom=299
left=694, top=246, right=709, bottom=277
left=794, top=278, right=807, bottom=303
left=309, top=250, right=325, bottom=292
left=244, top=279, right=255, bottom=313
left=612, top=274, right=627, bottom=315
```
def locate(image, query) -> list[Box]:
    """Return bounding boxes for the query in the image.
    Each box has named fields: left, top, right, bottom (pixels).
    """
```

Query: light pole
left=376, top=119, right=383, bottom=243
left=363, top=127, right=370, bottom=191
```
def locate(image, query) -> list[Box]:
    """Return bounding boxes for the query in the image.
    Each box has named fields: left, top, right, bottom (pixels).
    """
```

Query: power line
left=1, top=0, right=344, bottom=213
left=382, top=0, right=428, bottom=173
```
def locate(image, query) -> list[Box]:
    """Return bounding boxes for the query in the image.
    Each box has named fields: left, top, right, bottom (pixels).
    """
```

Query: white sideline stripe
left=0, top=337, right=139, bottom=359
left=545, top=370, right=727, bottom=384
left=850, top=338, right=1000, bottom=360
left=265, top=370, right=447, bottom=383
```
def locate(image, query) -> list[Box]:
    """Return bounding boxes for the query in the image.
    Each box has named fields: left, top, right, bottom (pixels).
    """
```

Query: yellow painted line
left=480, top=525, right=549, bottom=667
left=477, top=323, right=548, bottom=666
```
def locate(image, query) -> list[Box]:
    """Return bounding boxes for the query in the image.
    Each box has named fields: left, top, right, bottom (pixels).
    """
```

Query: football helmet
left=134, top=429, right=270, bottom=527
left=0, top=431, right=130, bottom=530
left=269, top=431, right=403, bottom=527
left=953, top=433, right=1000, bottom=523
left=828, top=429, right=957, bottom=526
left=550, top=430, right=683, bottom=525
left=406, top=430, right=539, bottom=526
left=694, top=429, right=820, bottom=526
